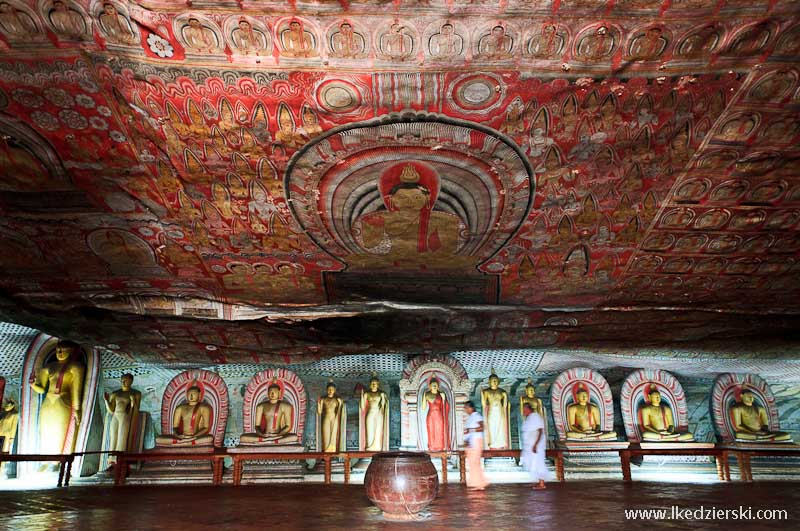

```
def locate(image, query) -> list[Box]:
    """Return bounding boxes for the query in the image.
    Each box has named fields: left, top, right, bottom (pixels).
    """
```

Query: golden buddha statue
left=154, top=385, right=214, bottom=447
left=240, top=380, right=299, bottom=445
left=316, top=380, right=345, bottom=453
left=360, top=374, right=389, bottom=451
left=639, top=385, right=694, bottom=442
left=731, top=386, right=792, bottom=443
left=519, top=378, right=544, bottom=417
left=480, top=369, right=510, bottom=449
left=30, top=340, right=86, bottom=454
left=565, top=386, right=617, bottom=440
left=0, top=397, right=19, bottom=453
left=103, top=373, right=142, bottom=464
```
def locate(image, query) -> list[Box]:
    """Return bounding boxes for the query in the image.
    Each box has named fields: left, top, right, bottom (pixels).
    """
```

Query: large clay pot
left=364, top=451, right=439, bottom=520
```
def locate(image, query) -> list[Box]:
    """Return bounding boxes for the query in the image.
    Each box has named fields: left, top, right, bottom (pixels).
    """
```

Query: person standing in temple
left=463, top=401, right=489, bottom=491
left=521, top=403, right=549, bottom=490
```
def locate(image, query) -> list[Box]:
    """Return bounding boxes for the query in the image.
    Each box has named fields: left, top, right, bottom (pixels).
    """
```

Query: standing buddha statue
left=103, top=373, right=142, bottom=464
left=420, top=378, right=449, bottom=451
left=360, top=373, right=389, bottom=451
left=317, top=380, right=346, bottom=452
left=481, top=369, right=510, bottom=449
left=29, top=340, right=85, bottom=454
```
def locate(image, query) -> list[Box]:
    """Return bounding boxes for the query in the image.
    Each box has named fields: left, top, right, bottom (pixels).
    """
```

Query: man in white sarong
left=463, top=401, right=489, bottom=491
left=521, top=403, right=549, bottom=489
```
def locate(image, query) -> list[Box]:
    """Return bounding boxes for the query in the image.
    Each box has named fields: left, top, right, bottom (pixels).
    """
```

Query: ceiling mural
left=0, top=0, right=798, bottom=363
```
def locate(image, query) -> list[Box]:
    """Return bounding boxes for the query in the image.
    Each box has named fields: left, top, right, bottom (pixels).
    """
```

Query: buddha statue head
left=369, top=374, right=380, bottom=393
left=740, top=386, right=757, bottom=407
left=186, top=385, right=202, bottom=405
left=54, top=340, right=79, bottom=361
left=268, top=380, right=282, bottom=403
left=3, top=397, right=16, bottom=413
left=325, top=380, right=336, bottom=398
left=120, top=373, right=134, bottom=391
left=429, top=378, right=440, bottom=394
left=646, top=384, right=662, bottom=406
left=575, top=385, right=590, bottom=406
left=525, top=378, right=536, bottom=398
left=488, top=369, right=500, bottom=390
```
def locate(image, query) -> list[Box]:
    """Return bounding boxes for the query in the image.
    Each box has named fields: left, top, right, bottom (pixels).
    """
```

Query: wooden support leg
left=344, top=457, right=351, bottom=485
left=715, top=455, right=724, bottom=481
left=233, top=458, right=242, bottom=486
left=620, top=450, right=632, bottom=482
left=324, top=456, right=331, bottom=485
left=213, top=458, right=223, bottom=486
left=57, top=460, right=65, bottom=487
left=736, top=452, right=748, bottom=481
left=64, top=458, right=73, bottom=486
left=744, top=454, right=753, bottom=482
left=459, top=452, right=466, bottom=484
left=556, top=453, right=565, bottom=482
left=441, top=456, right=448, bottom=484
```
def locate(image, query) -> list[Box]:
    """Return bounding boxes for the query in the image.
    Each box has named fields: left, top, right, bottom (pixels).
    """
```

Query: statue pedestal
left=719, top=442, right=800, bottom=450
left=637, top=441, right=715, bottom=450
left=228, top=444, right=308, bottom=483
left=228, top=443, right=305, bottom=454
left=147, top=444, right=216, bottom=455
left=123, top=446, right=223, bottom=485
left=557, top=440, right=630, bottom=451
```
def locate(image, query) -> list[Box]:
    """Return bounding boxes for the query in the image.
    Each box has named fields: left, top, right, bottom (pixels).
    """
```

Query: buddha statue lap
left=566, top=386, right=617, bottom=440
left=731, top=387, right=792, bottom=443
left=639, top=385, right=694, bottom=442
left=239, top=381, right=299, bottom=445
left=154, top=385, right=214, bottom=447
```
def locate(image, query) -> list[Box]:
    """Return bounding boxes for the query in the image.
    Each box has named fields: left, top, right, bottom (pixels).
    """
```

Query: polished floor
left=0, top=482, right=796, bottom=530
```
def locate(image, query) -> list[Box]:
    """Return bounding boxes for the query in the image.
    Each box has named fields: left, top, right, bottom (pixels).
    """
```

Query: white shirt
left=465, top=411, right=483, bottom=446
left=522, top=412, right=544, bottom=453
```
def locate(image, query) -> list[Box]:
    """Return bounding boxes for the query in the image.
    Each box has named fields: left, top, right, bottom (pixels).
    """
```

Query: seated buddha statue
left=154, top=385, right=214, bottom=447
left=731, top=386, right=792, bottom=443
left=639, top=385, right=694, bottom=442
left=239, top=380, right=299, bottom=445
left=565, top=387, right=617, bottom=440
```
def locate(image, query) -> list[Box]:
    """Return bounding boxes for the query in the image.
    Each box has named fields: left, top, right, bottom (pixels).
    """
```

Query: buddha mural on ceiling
left=286, top=114, right=534, bottom=303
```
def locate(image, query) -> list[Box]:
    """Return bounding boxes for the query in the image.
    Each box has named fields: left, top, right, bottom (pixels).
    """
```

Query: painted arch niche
left=286, top=113, right=534, bottom=304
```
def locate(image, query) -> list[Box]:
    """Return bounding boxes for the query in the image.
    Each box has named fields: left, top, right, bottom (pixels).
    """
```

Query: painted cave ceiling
left=0, top=0, right=799, bottom=364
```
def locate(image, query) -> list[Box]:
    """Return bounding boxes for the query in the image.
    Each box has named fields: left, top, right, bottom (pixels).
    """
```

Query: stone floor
left=0, top=482, right=796, bottom=530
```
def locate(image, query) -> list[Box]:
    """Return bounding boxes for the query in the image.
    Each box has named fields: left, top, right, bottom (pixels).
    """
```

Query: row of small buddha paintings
left=3, top=345, right=792, bottom=462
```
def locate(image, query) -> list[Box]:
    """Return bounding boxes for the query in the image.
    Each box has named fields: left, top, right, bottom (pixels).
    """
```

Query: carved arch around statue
left=161, top=370, right=229, bottom=447
left=399, top=354, right=471, bottom=451
left=711, top=373, right=780, bottom=444
left=285, top=113, right=535, bottom=305
left=550, top=367, right=614, bottom=440
left=17, top=333, right=100, bottom=476
left=620, top=369, right=689, bottom=443
left=242, top=368, right=306, bottom=438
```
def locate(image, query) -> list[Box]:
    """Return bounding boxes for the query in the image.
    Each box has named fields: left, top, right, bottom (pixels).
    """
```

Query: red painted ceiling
left=0, top=0, right=799, bottom=363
